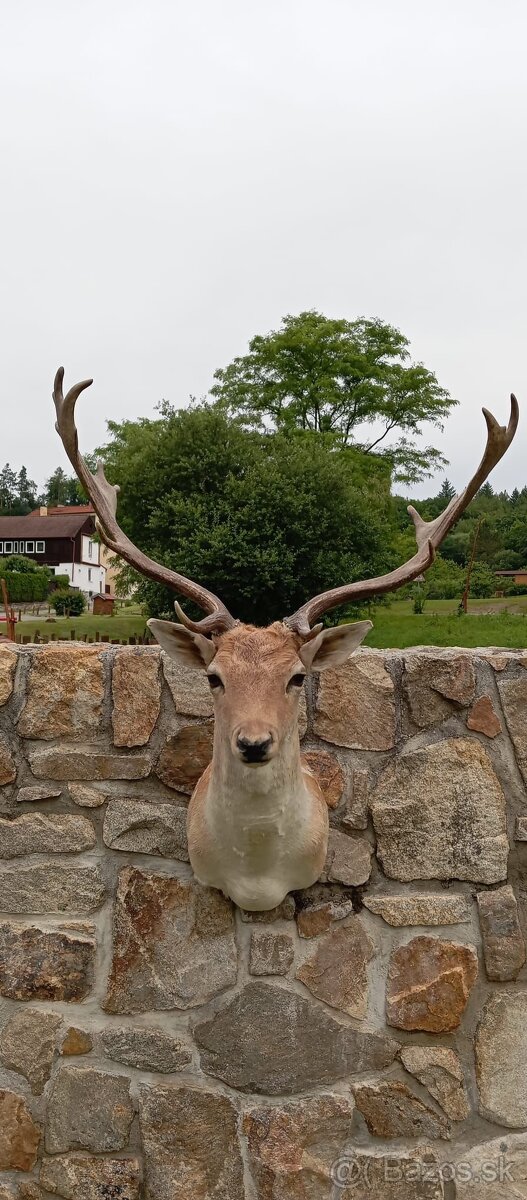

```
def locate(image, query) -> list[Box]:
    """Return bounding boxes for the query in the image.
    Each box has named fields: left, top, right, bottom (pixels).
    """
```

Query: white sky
left=0, top=0, right=525, bottom=500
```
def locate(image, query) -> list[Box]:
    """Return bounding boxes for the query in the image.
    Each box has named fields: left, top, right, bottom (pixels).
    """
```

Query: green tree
left=211, top=311, right=455, bottom=483
left=98, top=405, right=397, bottom=625
left=43, top=467, right=86, bottom=507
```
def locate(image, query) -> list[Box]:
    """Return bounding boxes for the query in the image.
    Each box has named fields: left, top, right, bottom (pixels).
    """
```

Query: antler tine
left=52, top=368, right=237, bottom=634
left=285, top=395, right=519, bottom=636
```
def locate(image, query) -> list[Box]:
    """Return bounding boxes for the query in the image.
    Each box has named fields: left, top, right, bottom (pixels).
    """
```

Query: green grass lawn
left=10, top=607, right=148, bottom=644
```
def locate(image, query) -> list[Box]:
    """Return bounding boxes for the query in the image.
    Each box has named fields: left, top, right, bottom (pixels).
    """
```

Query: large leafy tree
left=211, top=311, right=455, bottom=484
left=98, top=404, right=396, bottom=624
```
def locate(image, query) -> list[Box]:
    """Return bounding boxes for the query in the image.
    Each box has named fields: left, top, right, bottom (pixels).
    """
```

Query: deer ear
left=298, top=620, right=372, bottom=672
left=147, top=620, right=216, bottom=668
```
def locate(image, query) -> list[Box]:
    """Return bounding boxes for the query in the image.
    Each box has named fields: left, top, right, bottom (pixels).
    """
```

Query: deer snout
left=235, top=732, right=274, bottom=765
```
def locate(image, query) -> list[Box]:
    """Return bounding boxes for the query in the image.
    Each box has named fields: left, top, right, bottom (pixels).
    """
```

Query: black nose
left=236, top=735, right=273, bottom=763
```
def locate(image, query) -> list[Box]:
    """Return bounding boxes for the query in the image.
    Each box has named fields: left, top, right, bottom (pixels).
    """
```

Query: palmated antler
left=286, top=396, right=519, bottom=636
left=52, top=368, right=237, bottom=634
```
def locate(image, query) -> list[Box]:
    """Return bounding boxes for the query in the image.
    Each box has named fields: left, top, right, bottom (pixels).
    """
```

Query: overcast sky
left=1, top=0, right=525, bottom=501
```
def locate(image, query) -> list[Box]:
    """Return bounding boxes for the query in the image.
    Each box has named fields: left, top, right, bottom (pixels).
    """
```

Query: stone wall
left=0, top=642, right=526, bottom=1198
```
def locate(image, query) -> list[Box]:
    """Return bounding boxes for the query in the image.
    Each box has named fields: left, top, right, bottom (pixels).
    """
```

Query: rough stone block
left=139, top=1084, right=244, bottom=1200
left=0, top=645, right=16, bottom=706
left=162, top=656, right=214, bottom=718
left=243, top=1094, right=355, bottom=1199
left=60, top=1027, right=93, bottom=1056
left=341, top=767, right=369, bottom=831
left=467, top=694, right=502, bottom=738
left=363, top=893, right=471, bottom=927
left=314, top=651, right=396, bottom=750
left=370, top=738, right=508, bottom=883
left=322, top=828, right=373, bottom=886
left=0, top=736, right=16, bottom=786
left=302, top=749, right=344, bottom=809
left=46, top=1066, right=134, bottom=1153
left=16, top=785, right=62, bottom=804
left=68, top=782, right=106, bottom=807
left=476, top=991, right=527, bottom=1126
left=0, top=1089, right=40, bottom=1170
left=103, top=797, right=189, bottom=860
left=477, top=884, right=526, bottom=980
left=112, top=649, right=161, bottom=747
left=104, top=868, right=237, bottom=1013
left=0, top=813, right=95, bottom=858
left=101, top=1026, right=192, bottom=1072
left=40, top=1155, right=143, bottom=1200
left=353, top=1080, right=451, bottom=1139
left=386, top=936, right=478, bottom=1032
left=0, top=1008, right=61, bottom=1094
left=0, top=922, right=95, bottom=1001
left=294, top=884, right=355, bottom=938
left=400, top=1046, right=470, bottom=1121
left=17, top=646, right=104, bottom=740
left=154, top=725, right=213, bottom=793
left=194, top=981, right=398, bottom=1094
left=453, top=1132, right=527, bottom=1197
left=249, top=930, right=295, bottom=976
left=28, top=746, right=151, bottom=781
left=0, top=865, right=104, bottom=913
left=498, top=674, right=527, bottom=783
left=295, top=915, right=374, bottom=1017
left=403, top=650, right=476, bottom=728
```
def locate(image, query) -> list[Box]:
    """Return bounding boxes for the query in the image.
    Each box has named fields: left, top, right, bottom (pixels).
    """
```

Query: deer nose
left=236, top=734, right=273, bottom=763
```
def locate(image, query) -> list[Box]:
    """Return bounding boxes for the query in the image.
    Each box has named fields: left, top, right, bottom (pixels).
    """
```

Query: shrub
left=50, top=589, right=86, bottom=616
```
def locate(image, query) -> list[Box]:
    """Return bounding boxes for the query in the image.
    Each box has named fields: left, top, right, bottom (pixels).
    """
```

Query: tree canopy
left=211, top=310, right=455, bottom=484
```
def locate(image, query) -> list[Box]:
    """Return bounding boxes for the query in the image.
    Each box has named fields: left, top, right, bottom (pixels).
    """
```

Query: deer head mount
left=52, top=368, right=519, bottom=909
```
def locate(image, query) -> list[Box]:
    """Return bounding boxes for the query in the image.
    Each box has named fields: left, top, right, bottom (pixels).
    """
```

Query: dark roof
left=495, top=569, right=527, bottom=576
left=0, top=514, right=94, bottom=538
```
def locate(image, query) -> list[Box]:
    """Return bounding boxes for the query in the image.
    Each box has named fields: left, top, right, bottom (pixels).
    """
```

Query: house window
left=4, top=542, right=12, bottom=554
left=12, top=542, right=18, bottom=553
left=25, top=541, right=34, bottom=553
left=88, top=541, right=93, bottom=558
left=88, top=569, right=92, bottom=582
left=35, top=541, right=45, bottom=554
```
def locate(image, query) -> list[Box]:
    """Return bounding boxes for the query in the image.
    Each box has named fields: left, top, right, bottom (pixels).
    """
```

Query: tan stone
left=0, top=813, right=95, bottom=858
left=453, top=1132, right=527, bottom=1198
left=40, top=1154, right=142, bottom=1199
left=0, top=646, right=16, bottom=705
left=327, top=1147, right=445, bottom=1198
left=516, top=816, right=527, bottom=840
left=0, top=735, right=16, bottom=785
left=322, top=828, right=373, bottom=886
left=0, top=1008, right=61, bottom=1094
left=240, top=895, right=296, bottom=922
left=60, top=1028, right=93, bottom=1056
left=162, top=655, right=214, bottom=717
left=498, top=674, right=527, bottom=783
left=68, top=782, right=106, bottom=807
left=341, top=767, right=369, bottom=831
left=0, top=922, right=95, bottom=1001
left=155, top=724, right=213, bottom=793
left=250, top=930, right=295, bottom=975
left=0, top=1089, right=40, bottom=1170
left=386, top=936, right=478, bottom=1032
left=314, top=650, right=396, bottom=750
left=103, top=796, right=188, bottom=860
left=112, top=649, right=161, bottom=746
left=353, top=1080, right=451, bottom=1139
left=194, top=981, right=398, bottom=1094
left=17, top=1184, right=43, bottom=1200
left=296, top=915, right=374, bottom=1017
left=16, top=784, right=62, bottom=804
left=363, top=893, right=471, bottom=927
left=104, top=868, right=237, bottom=1013
left=476, top=991, right=527, bottom=1126
left=477, top=884, right=526, bottom=980
left=139, top=1084, right=244, bottom=1200
left=467, top=694, right=502, bottom=738
left=0, top=865, right=104, bottom=913
left=296, top=905, right=336, bottom=938
left=17, top=646, right=104, bottom=740
left=294, top=884, right=355, bottom=938
left=302, top=749, right=344, bottom=809
left=400, top=1045, right=470, bottom=1121
left=46, top=1066, right=134, bottom=1153
left=403, top=650, right=476, bottom=728
left=244, top=1094, right=355, bottom=1200
left=28, top=746, right=151, bottom=780
left=370, top=738, right=508, bottom=884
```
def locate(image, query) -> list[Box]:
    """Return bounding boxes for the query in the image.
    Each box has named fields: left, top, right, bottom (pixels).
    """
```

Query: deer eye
left=287, top=673, right=306, bottom=692
left=207, top=673, right=224, bottom=691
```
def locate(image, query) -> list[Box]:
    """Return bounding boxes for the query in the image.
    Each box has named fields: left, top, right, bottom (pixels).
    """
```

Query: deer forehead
left=213, top=622, right=303, bottom=676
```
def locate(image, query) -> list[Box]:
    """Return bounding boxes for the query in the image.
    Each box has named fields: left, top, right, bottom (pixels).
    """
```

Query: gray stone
left=0, top=735, right=16, bottom=786
left=103, top=797, right=189, bottom=860
left=112, top=649, right=161, bottom=747
left=101, top=1026, right=192, bottom=1072
left=294, top=883, right=355, bottom=938
left=46, top=1066, right=134, bottom=1153
left=370, top=738, right=508, bottom=883
left=240, top=895, right=296, bottom=922
left=0, top=1008, right=61, bottom=1094
left=16, top=785, right=62, bottom=804
left=363, top=893, right=471, bottom=927
left=453, top=1132, right=527, bottom=1198
left=400, top=1046, right=470, bottom=1121
left=104, top=868, right=237, bottom=1014
left=249, top=930, right=295, bottom=976
left=0, top=922, right=95, bottom=1001
left=314, top=650, right=396, bottom=750
left=353, top=1080, right=451, bottom=1139
left=334, top=1148, right=445, bottom=1198
left=194, top=981, right=398, bottom=1094
left=516, top=816, right=527, bottom=841
left=40, top=1155, right=143, bottom=1200
left=403, top=649, right=476, bottom=729
left=0, top=866, right=104, bottom=913
left=477, top=885, right=526, bottom=980
left=322, top=828, right=373, bottom=886
left=0, top=813, right=95, bottom=858
left=476, top=991, right=527, bottom=1126
left=341, top=767, right=369, bottom=830
left=28, top=746, right=151, bottom=781
left=295, top=915, right=374, bottom=1017
left=498, top=674, right=527, bottom=784
left=139, top=1083, right=244, bottom=1200
left=162, top=655, right=214, bottom=717
left=243, top=1094, right=355, bottom=1200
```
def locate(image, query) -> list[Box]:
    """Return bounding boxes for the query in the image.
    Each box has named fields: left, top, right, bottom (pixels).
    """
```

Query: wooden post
left=1, top=580, right=16, bottom=641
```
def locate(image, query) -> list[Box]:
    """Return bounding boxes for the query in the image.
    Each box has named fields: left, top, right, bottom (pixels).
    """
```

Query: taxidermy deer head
left=53, top=368, right=518, bottom=909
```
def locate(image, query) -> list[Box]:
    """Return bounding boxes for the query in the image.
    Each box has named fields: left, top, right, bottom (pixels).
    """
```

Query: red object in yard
left=93, top=593, right=116, bottom=616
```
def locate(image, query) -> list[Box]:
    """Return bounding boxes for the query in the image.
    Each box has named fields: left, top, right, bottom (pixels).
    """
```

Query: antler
left=52, top=368, right=237, bottom=634
left=285, top=395, right=519, bottom=636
